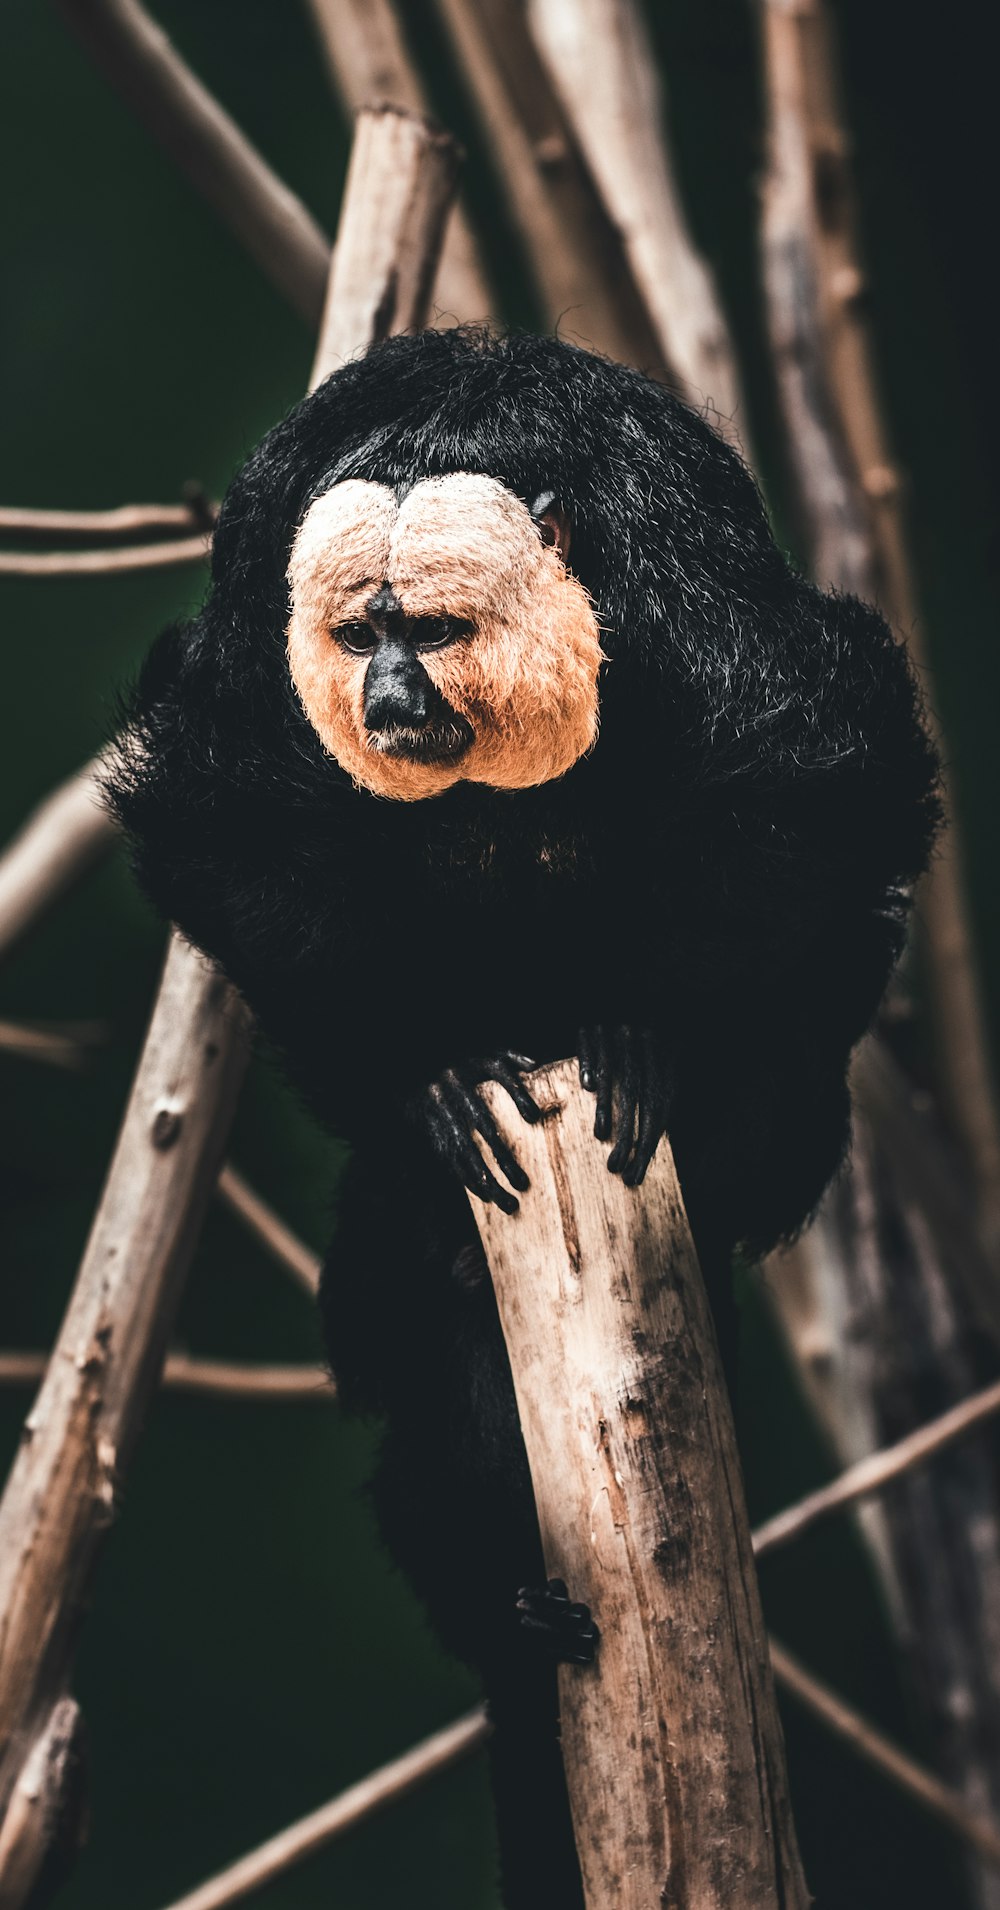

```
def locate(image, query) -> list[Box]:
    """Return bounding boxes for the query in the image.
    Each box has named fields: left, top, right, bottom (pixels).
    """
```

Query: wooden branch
left=0, top=757, right=117, bottom=965
left=53, top=0, right=331, bottom=324
left=770, top=1640, right=1000, bottom=1870
left=0, top=500, right=215, bottom=538
left=432, top=0, right=664, bottom=374
left=0, top=1350, right=333, bottom=1403
left=305, top=0, right=494, bottom=324
left=473, top=1060, right=807, bottom=1909
left=311, top=105, right=461, bottom=386
left=0, top=106, right=458, bottom=1901
left=0, top=937, right=252, bottom=1838
left=0, top=1700, right=86, bottom=1908
left=764, top=1088, right=1000, bottom=1908
left=783, top=0, right=1000, bottom=1260
left=154, top=1709, right=490, bottom=1910
left=758, top=0, right=874, bottom=595
left=216, top=1164, right=321, bottom=1297
left=753, top=1375, right=1000, bottom=1557
left=0, top=533, right=209, bottom=576
left=0, top=1018, right=106, bottom=1070
left=526, top=0, right=752, bottom=456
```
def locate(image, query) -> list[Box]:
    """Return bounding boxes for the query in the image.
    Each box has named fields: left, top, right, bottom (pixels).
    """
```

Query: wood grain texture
left=473, top=1059, right=807, bottom=1909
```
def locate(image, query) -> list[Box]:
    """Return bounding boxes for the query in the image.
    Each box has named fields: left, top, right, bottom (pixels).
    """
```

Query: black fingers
left=425, top=1080, right=520, bottom=1214
left=577, top=1025, right=674, bottom=1184
left=516, top=1578, right=600, bottom=1665
left=445, top=1070, right=530, bottom=1195
left=485, top=1052, right=545, bottom=1126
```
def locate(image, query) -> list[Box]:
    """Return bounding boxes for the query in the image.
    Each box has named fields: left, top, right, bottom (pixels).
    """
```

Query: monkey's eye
left=335, top=622, right=378, bottom=654
left=411, top=616, right=473, bottom=651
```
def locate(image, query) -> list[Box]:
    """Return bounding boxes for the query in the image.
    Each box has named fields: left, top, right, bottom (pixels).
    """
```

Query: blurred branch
left=0, top=758, right=118, bottom=966
left=432, top=0, right=664, bottom=373
left=760, top=0, right=1000, bottom=1255
left=0, top=1018, right=107, bottom=1070
left=527, top=0, right=753, bottom=457
left=305, top=0, right=493, bottom=323
left=0, top=499, right=215, bottom=539
left=770, top=1641, right=1000, bottom=1870
left=753, top=1374, right=1000, bottom=1558
left=216, top=1164, right=322, bottom=1297
left=155, top=1710, right=490, bottom=1910
left=0, top=1350, right=332, bottom=1402
left=0, top=534, right=209, bottom=576
left=53, top=0, right=331, bottom=324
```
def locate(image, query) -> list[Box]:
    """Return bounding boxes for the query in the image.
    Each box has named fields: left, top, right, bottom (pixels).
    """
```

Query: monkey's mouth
left=367, top=716, right=475, bottom=764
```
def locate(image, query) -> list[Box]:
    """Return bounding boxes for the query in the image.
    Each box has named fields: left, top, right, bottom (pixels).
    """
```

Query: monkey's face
left=285, top=473, right=603, bottom=800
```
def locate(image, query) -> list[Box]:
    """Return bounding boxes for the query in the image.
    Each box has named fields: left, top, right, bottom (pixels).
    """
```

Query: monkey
left=107, top=327, right=939, bottom=1910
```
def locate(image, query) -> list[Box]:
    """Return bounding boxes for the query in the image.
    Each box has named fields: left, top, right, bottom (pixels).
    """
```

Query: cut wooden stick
left=305, top=0, right=493, bottom=324
left=0, top=936, right=252, bottom=1838
left=526, top=0, right=752, bottom=455
left=216, top=1163, right=322, bottom=1297
left=154, top=1709, right=490, bottom=1910
left=473, top=1060, right=807, bottom=1909
left=0, top=500, right=215, bottom=538
left=0, top=105, right=458, bottom=1901
left=432, top=0, right=664, bottom=373
left=770, top=1640, right=1000, bottom=1870
left=0, top=757, right=118, bottom=965
left=53, top=0, right=331, bottom=324
left=0, top=533, right=209, bottom=576
left=0, top=1350, right=333, bottom=1403
left=753, top=1374, right=1000, bottom=1557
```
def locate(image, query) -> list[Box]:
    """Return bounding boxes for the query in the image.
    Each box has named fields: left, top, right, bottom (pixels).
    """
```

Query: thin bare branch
left=0, top=534, right=209, bottom=576
left=526, top=0, right=753, bottom=456
left=305, top=0, right=493, bottom=323
left=0, top=500, right=215, bottom=538
left=0, top=1350, right=332, bottom=1403
left=0, top=758, right=117, bottom=965
left=216, top=1164, right=322, bottom=1297
left=770, top=1639, right=1000, bottom=1870
left=53, top=0, right=331, bottom=323
left=0, top=1018, right=106, bottom=1070
left=754, top=1376, right=1000, bottom=1558
left=155, top=1709, right=490, bottom=1910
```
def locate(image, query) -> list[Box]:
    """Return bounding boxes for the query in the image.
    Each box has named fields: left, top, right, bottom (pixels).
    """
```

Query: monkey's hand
left=577, top=1025, right=675, bottom=1186
left=414, top=1054, right=546, bottom=1214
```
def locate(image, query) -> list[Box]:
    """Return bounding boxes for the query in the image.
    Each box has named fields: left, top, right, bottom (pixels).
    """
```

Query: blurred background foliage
left=1, top=1, right=997, bottom=1904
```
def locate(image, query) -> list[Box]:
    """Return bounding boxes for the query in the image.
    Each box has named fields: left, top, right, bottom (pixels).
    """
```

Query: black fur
left=107, top=328, right=939, bottom=1909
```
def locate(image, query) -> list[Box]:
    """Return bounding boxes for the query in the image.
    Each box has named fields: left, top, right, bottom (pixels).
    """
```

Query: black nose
left=363, top=636, right=435, bottom=732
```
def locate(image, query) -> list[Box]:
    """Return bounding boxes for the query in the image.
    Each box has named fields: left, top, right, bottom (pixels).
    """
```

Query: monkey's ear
left=529, top=490, right=571, bottom=566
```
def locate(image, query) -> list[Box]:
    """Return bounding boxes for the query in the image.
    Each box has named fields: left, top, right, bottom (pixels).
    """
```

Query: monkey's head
left=199, top=327, right=833, bottom=812
left=285, top=472, right=602, bottom=801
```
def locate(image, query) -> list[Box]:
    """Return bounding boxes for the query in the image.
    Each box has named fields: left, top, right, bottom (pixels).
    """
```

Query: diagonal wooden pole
left=472, top=1060, right=808, bottom=1910
left=0, top=102, right=459, bottom=1908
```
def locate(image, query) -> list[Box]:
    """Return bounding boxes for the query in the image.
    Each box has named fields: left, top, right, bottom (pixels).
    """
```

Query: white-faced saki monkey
left=108, top=329, right=939, bottom=1910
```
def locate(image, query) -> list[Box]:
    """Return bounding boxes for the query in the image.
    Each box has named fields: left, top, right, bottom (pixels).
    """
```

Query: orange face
left=285, top=474, right=604, bottom=801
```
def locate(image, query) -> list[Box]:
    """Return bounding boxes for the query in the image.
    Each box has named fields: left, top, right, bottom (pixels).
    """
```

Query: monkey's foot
left=577, top=1025, right=674, bottom=1186
left=416, top=1054, right=546, bottom=1214
left=517, top=1579, right=600, bottom=1665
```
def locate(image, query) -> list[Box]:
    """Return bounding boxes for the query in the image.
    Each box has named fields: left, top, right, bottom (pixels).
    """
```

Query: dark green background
left=1, top=2, right=997, bottom=1905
